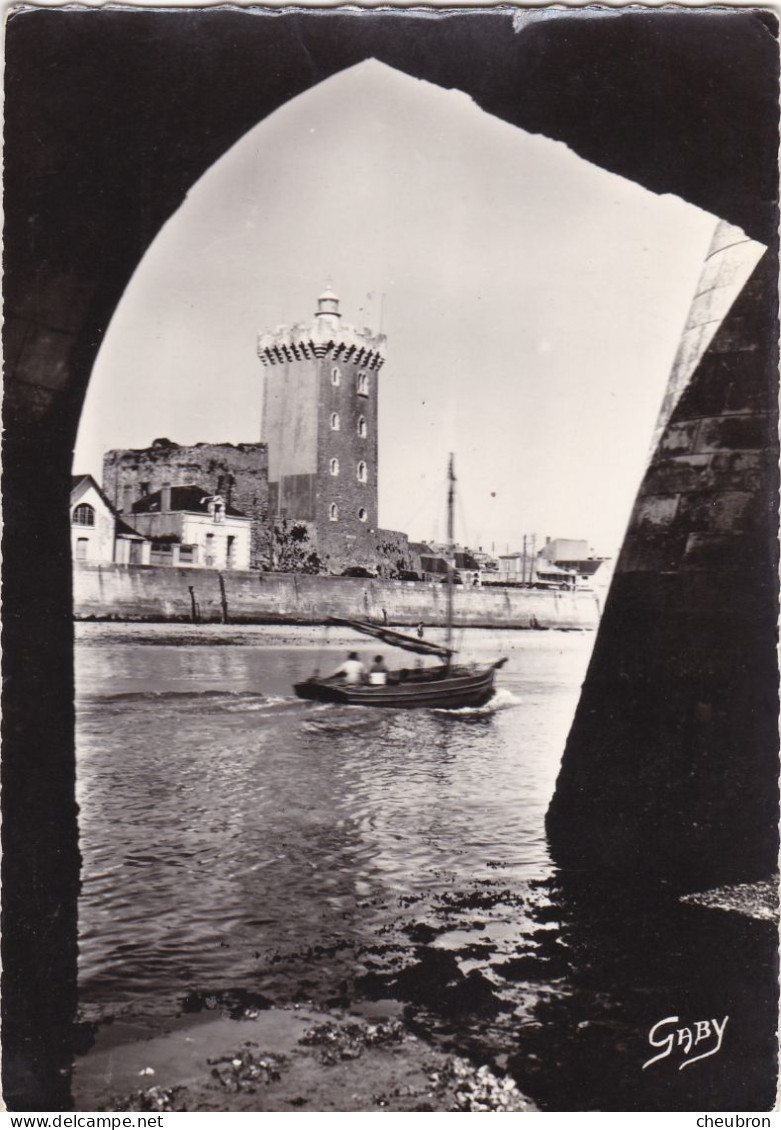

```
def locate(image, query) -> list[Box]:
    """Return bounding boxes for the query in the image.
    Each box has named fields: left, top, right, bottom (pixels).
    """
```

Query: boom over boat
left=293, top=457, right=507, bottom=709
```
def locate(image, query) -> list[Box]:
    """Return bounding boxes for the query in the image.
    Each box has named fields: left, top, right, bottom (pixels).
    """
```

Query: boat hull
left=294, top=664, right=500, bottom=709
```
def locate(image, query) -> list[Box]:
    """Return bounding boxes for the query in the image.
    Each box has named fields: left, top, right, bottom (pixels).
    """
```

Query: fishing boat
left=294, top=456, right=507, bottom=709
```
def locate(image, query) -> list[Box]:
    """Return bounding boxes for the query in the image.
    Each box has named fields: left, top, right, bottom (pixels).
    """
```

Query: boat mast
left=446, top=453, right=455, bottom=659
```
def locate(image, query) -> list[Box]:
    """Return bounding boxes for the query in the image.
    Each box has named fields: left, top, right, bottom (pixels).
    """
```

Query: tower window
left=72, top=503, right=95, bottom=527
left=331, top=366, right=341, bottom=386
left=330, top=412, right=340, bottom=431
left=329, top=458, right=339, bottom=476
left=329, top=503, right=339, bottom=522
left=357, top=416, right=367, bottom=438
left=358, top=507, right=368, bottom=522
left=357, top=461, right=368, bottom=483
left=357, top=371, right=369, bottom=396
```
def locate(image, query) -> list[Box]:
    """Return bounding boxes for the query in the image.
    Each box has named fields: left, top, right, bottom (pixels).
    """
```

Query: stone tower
left=258, top=288, right=387, bottom=569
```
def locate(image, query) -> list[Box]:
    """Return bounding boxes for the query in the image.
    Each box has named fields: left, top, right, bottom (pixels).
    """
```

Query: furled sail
left=327, top=617, right=452, bottom=660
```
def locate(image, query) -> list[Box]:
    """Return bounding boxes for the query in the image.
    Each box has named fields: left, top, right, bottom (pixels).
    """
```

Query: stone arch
left=4, top=11, right=777, bottom=1110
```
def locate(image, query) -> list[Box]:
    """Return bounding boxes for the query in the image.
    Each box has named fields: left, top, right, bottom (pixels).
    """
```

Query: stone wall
left=547, top=246, right=779, bottom=888
left=73, top=563, right=600, bottom=629
left=102, top=440, right=269, bottom=569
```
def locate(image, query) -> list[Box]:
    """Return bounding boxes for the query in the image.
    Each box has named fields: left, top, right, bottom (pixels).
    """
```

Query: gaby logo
left=642, top=1015, right=729, bottom=1071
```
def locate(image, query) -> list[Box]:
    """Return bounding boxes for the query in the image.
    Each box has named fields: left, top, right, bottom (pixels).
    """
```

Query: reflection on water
left=75, top=624, right=777, bottom=1111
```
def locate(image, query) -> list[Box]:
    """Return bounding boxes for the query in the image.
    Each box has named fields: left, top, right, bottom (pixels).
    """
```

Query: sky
left=74, top=58, right=724, bottom=557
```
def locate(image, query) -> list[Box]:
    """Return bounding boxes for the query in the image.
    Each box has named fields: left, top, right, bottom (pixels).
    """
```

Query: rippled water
left=76, top=625, right=587, bottom=1014
left=74, top=623, right=778, bottom=1111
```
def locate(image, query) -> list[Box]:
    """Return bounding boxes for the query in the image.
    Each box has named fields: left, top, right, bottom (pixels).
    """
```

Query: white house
left=71, top=474, right=151, bottom=564
left=130, top=485, right=251, bottom=569
left=71, top=475, right=116, bottom=563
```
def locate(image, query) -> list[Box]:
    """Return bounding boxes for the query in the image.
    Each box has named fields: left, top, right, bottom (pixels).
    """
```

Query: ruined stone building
left=258, top=287, right=411, bottom=573
left=102, top=439, right=268, bottom=568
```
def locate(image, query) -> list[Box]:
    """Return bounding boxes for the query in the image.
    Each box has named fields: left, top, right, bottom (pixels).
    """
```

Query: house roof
left=132, top=485, right=246, bottom=518
left=408, top=541, right=433, bottom=556
left=115, top=516, right=147, bottom=539
left=559, top=558, right=607, bottom=575
left=419, top=554, right=450, bottom=575
left=71, top=473, right=116, bottom=513
left=454, top=551, right=479, bottom=570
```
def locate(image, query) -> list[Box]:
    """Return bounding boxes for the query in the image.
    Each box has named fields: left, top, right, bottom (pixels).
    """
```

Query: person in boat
left=416, top=623, right=424, bottom=639
left=332, top=651, right=366, bottom=685
left=368, top=655, right=388, bottom=686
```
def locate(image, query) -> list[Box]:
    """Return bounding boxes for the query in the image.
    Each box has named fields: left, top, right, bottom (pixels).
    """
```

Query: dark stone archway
left=3, top=8, right=777, bottom=1109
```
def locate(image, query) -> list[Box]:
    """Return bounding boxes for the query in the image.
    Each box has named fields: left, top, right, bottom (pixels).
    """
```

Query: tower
left=258, top=288, right=386, bottom=569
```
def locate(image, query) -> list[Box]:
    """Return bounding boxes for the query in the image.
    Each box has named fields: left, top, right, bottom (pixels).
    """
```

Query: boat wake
left=431, top=687, right=522, bottom=718
left=98, top=689, right=268, bottom=704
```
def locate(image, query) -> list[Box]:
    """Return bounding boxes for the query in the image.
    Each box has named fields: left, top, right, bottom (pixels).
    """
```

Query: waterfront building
left=102, top=439, right=269, bottom=568
left=71, top=474, right=150, bottom=565
left=539, top=536, right=609, bottom=587
left=130, top=485, right=252, bottom=570
left=258, top=287, right=411, bottom=574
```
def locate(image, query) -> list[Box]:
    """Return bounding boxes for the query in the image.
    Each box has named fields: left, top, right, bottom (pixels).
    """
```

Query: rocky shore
left=73, top=1006, right=536, bottom=1113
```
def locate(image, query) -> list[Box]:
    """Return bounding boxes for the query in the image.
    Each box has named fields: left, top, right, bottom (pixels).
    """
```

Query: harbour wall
left=73, top=563, right=600, bottom=630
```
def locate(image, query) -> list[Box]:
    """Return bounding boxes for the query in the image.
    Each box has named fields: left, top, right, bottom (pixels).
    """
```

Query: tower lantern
left=315, top=285, right=341, bottom=323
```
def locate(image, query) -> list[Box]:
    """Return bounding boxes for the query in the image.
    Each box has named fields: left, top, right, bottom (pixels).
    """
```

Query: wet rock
left=404, top=922, right=445, bottom=944
left=118, top=1085, right=190, bottom=1112
left=358, top=948, right=506, bottom=1018
left=299, top=1018, right=404, bottom=1064
left=179, top=987, right=273, bottom=1019
left=428, top=1056, right=534, bottom=1112
left=494, top=950, right=570, bottom=983
left=207, top=1044, right=286, bottom=1093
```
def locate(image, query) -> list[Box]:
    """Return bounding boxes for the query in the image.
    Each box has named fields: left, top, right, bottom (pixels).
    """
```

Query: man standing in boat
left=332, top=651, right=366, bottom=685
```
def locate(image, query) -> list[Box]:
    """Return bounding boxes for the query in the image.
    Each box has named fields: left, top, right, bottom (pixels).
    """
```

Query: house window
left=357, top=461, right=368, bottom=483
left=358, top=507, right=368, bottom=522
left=75, top=538, right=88, bottom=561
left=226, top=536, right=236, bottom=568
left=357, top=371, right=369, bottom=396
left=205, top=532, right=215, bottom=567
left=331, top=366, right=341, bottom=386
left=329, top=458, right=339, bottom=476
left=72, top=503, right=95, bottom=527
left=329, top=503, right=339, bottom=522
left=179, top=544, right=196, bottom=564
left=151, top=542, right=173, bottom=553
left=357, top=416, right=367, bottom=438
left=140, top=481, right=150, bottom=497
left=330, top=412, right=340, bottom=431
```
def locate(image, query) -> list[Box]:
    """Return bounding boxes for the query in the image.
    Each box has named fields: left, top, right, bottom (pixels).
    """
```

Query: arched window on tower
left=329, top=503, right=339, bottom=522
left=357, top=371, right=369, bottom=397
left=357, top=461, right=368, bottom=483
left=357, top=416, right=367, bottom=438
left=72, top=503, right=95, bottom=527
left=330, top=412, right=340, bottom=431
left=331, top=366, right=341, bottom=387
left=358, top=507, right=368, bottom=522
left=329, top=458, right=339, bottom=476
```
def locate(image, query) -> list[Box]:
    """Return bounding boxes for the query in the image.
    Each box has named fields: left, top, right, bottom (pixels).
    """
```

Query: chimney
left=161, top=482, right=172, bottom=512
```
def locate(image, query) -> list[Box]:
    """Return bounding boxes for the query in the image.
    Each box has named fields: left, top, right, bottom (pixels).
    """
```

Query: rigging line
left=396, top=475, right=444, bottom=541
left=313, top=619, right=330, bottom=678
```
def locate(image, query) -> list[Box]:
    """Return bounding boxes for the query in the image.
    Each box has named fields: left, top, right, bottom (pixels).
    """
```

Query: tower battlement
left=258, top=322, right=386, bottom=370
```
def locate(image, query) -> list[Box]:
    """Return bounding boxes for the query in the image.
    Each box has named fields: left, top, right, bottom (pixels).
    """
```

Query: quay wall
left=72, top=563, right=600, bottom=630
